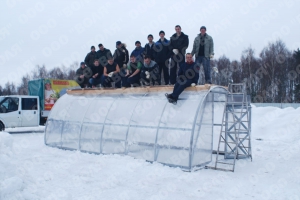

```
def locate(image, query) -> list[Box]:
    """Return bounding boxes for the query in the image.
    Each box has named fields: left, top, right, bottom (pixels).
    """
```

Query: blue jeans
left=89, top=77, right=101, bottom=87
left=171, top=79, right=193, bottom=99
left=196, top=56, right=211, bottom=83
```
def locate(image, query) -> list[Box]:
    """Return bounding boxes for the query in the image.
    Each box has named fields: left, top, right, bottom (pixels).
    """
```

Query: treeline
left=0, top=62, right=78, bottom=96
left=1, top=39, right=300, bottom=103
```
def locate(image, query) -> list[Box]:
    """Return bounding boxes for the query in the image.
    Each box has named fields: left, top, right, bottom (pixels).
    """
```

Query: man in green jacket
left=191, top=26, right=214, bottom=84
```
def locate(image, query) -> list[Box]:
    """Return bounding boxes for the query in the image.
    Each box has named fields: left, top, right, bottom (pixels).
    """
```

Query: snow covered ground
left=1, top=106, right=300, bottom=200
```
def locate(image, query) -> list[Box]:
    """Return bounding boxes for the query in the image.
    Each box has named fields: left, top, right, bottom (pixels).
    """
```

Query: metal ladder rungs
left=216, top=161, right=234, bottom=165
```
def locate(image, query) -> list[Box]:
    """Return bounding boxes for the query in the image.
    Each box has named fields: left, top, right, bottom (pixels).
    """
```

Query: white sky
left=0, top=0, right=300, bottom=86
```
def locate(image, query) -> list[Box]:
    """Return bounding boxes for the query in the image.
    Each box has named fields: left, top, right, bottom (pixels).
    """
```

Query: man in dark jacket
left=154, top=30, right=171, bottom=85
left=144, top=34, right=155, bottom=60
left=96, top=43, right=112, bottom=67
left=84, top=46, right=97, bottom=68
left=141, top=55, right=160, bottom=86
left=169, top=25, right=189, bottom=85
left=113, top=41, right=129, bottom=69
left=75, top=62, right=93, bottom=88
left=89, top=59, right=103, bottom=88
left=131, top=41, right=144, bottom=63
left=165, top=53, right=199, bottom=104
left=122, top=54, right=142, bottom=87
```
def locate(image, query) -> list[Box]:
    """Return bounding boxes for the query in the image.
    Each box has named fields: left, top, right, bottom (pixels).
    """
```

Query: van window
left=22, top=98, right=38, bottom=110
left=0, top=97, right=19, bottom=113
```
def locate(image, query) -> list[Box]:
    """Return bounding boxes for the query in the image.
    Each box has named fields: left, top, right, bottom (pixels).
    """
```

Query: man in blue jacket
left=131, top=41, right=144, bottom=62
left=154, top=30, right=171, bottom=85
left=165, top=53, right=199, bottom=104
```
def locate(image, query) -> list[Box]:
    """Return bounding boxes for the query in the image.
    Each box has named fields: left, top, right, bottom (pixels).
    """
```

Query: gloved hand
left=123, top=64, right=127, bottom=69
left=191, top=83, right=196, bottom=87
left=173, top=49, right=179, bottom=55
left=213, top=67, right=219, bottom=73
left=108, top=72, right=114, bottom=77
left=145, top=71, right=150, bottom=79
left=210, top=54, right=214, bottom=59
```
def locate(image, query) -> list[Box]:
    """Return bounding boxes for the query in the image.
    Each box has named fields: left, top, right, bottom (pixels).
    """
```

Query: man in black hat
left=191, top=26, right=214, bottom=84
left=131, top=41, right=144, bottom=62
left=169, top=25, right=189, bottom=85
left=84, top=46, right=97, bottom=68
left=75, top=62, right=92, bottom=88
left=113, top=41, right=129, bottom=87
left=95, top=44, right=112, bottom=67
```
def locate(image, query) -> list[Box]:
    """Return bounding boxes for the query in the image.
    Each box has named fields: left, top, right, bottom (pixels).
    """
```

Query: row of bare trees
left=0, top=62, right=78, bottom=96
left=1, top=40, right=300, bottom=103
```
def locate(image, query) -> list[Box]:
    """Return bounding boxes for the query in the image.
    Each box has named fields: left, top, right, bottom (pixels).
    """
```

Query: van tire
left=0, top=121, right=4, bottom=131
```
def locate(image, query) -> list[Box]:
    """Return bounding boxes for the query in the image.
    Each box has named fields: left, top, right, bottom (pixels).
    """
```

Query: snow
left=1, top=106, right=300, bottom=200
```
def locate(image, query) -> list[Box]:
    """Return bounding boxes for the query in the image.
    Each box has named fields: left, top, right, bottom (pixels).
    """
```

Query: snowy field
left=1, top=106, right=300, bottom=200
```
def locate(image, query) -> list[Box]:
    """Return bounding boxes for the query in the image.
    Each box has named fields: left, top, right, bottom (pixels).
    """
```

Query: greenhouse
left=44, top=85, right=228, bottom=171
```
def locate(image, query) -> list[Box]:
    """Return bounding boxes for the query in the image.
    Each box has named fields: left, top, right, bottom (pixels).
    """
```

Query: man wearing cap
left=191, top=26, right=214, bottom=84
left=84, top=46, right=97, bottom=68
left=95, top=44, right=112, bottom=67
left=169, top=25, right=189, bottom=85
left=75, top=62, right=92, bottom=88
left=131, top=41, right=144, bottom=62
left=154, top=30, right=171, bottom=85
left=144, top=34, right=155, bottom=60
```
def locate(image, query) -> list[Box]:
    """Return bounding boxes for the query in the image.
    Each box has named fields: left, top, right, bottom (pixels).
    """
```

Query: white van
left=0, top=95, right=40, bottom=131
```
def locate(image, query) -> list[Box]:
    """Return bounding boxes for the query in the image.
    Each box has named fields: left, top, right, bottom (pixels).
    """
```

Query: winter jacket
left=178, top=61, right=199, bottom=83
left=96, top=48, right=112, bottom=66
left=75, top=66, right=93, bottom=81
left=84, top=51, right=97, bottom=67
left=113, top=44, right=129, bottom=67
left=128, top=61, right=143, bottom=74
left=191, top=33, right=214, bottom=58
left=144, top=43, right=155, bottom=60
left=131, top=47, right=145, bottom=62
left=91, top=65, right=103, bottom=78
left=142, top=60, right=158, bottom=72
left=169, top=32, right=189, bottom=55
left=154, top=38, right=171, bottom=63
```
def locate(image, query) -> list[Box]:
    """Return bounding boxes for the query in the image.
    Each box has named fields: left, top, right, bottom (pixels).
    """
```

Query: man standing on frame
left=169, top=25, right=189, bottom=85
left=191, top=26, right=214, bottom=84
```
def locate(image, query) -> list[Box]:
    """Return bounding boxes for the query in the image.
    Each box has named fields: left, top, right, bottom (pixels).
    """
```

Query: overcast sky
left=0, top=0, right=300, bottom=86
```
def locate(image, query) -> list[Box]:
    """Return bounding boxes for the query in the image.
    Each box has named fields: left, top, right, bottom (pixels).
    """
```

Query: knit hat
left=116, top=41, right=122, bottom=46
left=200, top=26, right=206, bottom=30
left=135, top=41, right=141, bottom=45
left=80, top=62, right=85, bottom=65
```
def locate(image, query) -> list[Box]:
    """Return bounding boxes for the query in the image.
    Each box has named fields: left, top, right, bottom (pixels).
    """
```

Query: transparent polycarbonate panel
left=80, top=123, right=102, bottom=153
left=130, top=98, right=166, bottom=127
left=102, top=125, right=127, bottom=154
left=64, top=96, right=91, bottom=122
left=160, top=99, right=200, bottom=129
left=44, top=120, right=63, bottom=146
left=127, top=127, right=157, bottom=161
left=156, top=129, right=191, bottom=168
left=48, top=95, right=74, bottom=121
left=192, top=96, right=213, bottom=167
left=83, top=98, right=114, bottom=123
left=105, top=98, right=138, bottom=125
left=61, top=122, right=81, bottom=150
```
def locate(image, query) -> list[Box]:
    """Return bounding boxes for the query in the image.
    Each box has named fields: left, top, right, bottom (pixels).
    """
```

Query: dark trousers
left=170, top=54, right=185, bottom=85
left=101, top=75, right=121, bottom=88
left=89, top=77, right=101, bottom=87
left=157, top=61, right=169, bottom=85
left=76, top=77, right=90, bottom=88
left=196, top=56, right=211, bottom=82
left=141, top=70, right=160, bottom=85
left=171, top=79, right=193, bottom=99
